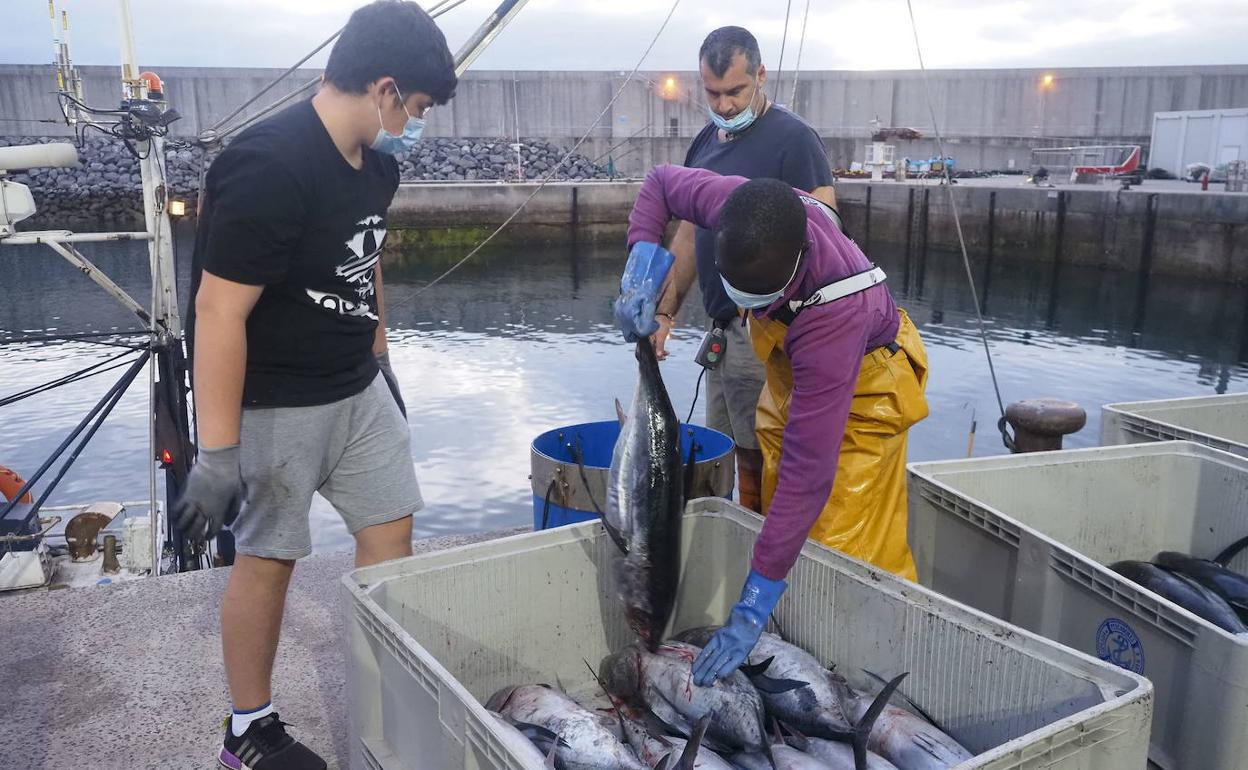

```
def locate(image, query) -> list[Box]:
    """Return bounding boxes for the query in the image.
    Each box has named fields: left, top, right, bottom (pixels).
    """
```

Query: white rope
left=904, top=0, right=1011, bottom=444
left=774, top=0, right=794, bottom=102
left=790, top=0, right=813, bottom=107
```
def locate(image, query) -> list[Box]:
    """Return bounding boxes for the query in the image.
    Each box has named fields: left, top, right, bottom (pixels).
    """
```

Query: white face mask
left=720, top=246, right=804, bottom=309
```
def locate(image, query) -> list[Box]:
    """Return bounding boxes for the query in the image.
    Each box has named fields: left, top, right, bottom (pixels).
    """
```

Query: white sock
left=231, top=701, right=274, bottom=737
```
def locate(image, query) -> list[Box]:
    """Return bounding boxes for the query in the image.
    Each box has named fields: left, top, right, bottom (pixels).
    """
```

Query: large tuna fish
left=599, top=641, right=773, bottom=757
left=1112, top=560, right=1247, bottom=633
left=1153, top=551, right=1248, bottom=623
left=604, top=338, right=689, bottom=649
left=486, top=684, right=649, bottom=770
left=676, top=629, right=854, bottom=741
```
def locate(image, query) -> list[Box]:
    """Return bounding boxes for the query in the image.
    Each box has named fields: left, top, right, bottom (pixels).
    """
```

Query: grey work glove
left=377, top=350, right=407, bottom=419
left=173, top=444, right=243, bottom=544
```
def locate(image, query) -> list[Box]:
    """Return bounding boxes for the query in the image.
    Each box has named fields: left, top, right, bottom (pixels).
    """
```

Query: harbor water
left=2, top=233, right=1246, bottom=552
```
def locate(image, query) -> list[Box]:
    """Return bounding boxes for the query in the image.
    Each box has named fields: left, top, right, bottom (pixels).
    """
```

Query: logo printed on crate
left=1096, top=617, right=1145, bottom=674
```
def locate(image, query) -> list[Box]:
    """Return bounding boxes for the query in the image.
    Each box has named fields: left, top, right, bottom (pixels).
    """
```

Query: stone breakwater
left=1, top=136, right=613, bottom=230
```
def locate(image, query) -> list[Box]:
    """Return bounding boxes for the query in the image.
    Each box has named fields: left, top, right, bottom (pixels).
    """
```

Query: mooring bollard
left=1004, top=398, right=1086, bottom=453
left=103, top=534, right=121, bottom=574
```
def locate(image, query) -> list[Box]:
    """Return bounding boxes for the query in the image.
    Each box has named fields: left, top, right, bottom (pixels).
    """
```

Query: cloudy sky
left=2, top=0, right=1245, bottom=72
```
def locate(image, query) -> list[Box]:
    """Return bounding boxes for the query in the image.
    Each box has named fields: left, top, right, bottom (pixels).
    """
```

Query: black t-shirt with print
left=190, top=99, right=399, bottom=408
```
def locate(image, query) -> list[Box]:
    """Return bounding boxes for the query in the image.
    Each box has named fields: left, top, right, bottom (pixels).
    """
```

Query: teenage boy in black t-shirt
left=177, top=3, right=456, bottom=767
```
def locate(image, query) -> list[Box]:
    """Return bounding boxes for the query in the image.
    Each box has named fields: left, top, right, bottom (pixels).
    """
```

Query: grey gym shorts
left=231, top=372, right=423, bottom=560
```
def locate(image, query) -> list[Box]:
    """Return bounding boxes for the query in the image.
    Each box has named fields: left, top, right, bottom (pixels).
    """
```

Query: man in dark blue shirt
left=650, top=26, right=835, bottom=512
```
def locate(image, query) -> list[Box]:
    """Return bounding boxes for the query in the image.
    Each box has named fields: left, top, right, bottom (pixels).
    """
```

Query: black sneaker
left=218, top=713, right=327, bottom=770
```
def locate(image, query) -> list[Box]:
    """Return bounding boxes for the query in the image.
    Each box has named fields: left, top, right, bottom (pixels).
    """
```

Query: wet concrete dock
left=0, top=529, right=520, bottom=770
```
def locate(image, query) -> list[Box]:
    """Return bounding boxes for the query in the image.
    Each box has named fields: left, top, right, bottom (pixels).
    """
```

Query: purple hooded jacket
left=627, top=165, right=901, bottom=581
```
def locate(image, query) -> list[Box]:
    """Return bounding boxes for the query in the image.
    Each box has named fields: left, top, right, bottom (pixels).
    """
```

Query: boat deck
left=0, top=529, right=519, bottom=769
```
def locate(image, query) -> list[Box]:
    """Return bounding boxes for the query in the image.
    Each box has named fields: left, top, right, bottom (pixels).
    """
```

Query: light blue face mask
left=708, top=80, right=762, bottom=134
left=720, top=246, right=803, bottom=309
left=371, top=85, right=425, bottom=156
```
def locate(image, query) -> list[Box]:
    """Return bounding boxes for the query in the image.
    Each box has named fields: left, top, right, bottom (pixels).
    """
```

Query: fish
left=1153, top=551, right=1248, bottom=622
left=676, top=629, right=971, bottom=770
left=1111, top=560, right=1248, bottom=633
left=486, top=684, right=649, bottom=770
left=599, top=641, right=773, bottom=757
left=675, top=628, right=856, bottom=741
left=603, top=337, right=690, bottom=649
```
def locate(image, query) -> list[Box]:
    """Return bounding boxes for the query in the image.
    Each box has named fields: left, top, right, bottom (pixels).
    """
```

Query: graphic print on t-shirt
left=305, top=213, right=386, bottom=321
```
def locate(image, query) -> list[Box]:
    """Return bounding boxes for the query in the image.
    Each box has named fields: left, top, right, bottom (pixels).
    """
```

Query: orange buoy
left=0, top=465, right=33, bottom=504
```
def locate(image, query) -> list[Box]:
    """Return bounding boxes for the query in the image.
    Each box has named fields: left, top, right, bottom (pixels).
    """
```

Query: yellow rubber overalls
left=750, top=307, right=929, bottom=581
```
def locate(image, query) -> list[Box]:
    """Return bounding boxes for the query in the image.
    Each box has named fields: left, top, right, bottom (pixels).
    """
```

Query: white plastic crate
left=343, top=499, right=1151, bottom=770
left=909, top=441, right=1248, bottom=770
left=1102, top=393, right=1248, bottom=457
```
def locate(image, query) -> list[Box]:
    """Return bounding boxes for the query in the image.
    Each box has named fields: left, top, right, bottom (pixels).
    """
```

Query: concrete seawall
left=385, top=180, right=641, bottom=248
left=5, top=63, right=1247, bottom=175
left=835, top=180, right=1248, bottom=283
left=384, top=179, right=1248, bottom=283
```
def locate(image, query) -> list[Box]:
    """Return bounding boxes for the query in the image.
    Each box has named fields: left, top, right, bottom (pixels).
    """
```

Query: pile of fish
left=1111, top=546, right=1248, bottom=634
left=487, top=630, right=973, bottom=770
left=487, top=337, right=972, bottom=768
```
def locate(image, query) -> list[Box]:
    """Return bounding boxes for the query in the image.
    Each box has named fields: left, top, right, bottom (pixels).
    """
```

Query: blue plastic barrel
left=530, top=421, right=735, bottom=530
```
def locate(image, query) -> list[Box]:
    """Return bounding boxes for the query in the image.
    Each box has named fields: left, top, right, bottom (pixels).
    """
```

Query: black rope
left=0, top=331, right=147, bottom=348
left=686, top=367, right=707, bottom=425
left=0, top=350, right=139, bottom=409
left=540, top=478, right=558, bottom=530
left=26, top=356, right=143, bottom=516
left=905, top=0, right=1012, bottom=451
left=570, top=437, right=605, bottom=516
left=0, top=351, right=149, bottom=522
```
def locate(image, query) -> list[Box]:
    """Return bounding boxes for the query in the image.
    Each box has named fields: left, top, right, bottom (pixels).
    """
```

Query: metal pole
left=116, top=0, right=187, bottom=572
left=512, top=73, right=523, bottom=181
left=44, top=241, right=152, bottom=325
left=48, top=1, right=63, bottom=90
left=452, top=0, right=530, bottom=76
left=116, top=0, right=141, bottom=96
left=149, top=342, right=160, bottom=574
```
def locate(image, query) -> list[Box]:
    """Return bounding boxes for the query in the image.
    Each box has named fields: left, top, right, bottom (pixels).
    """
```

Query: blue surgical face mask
left=720, top=246, right=803, bottom=309
left=371, top=85, right=425, bottom=156
left=708, top=80, right=762, bottom=134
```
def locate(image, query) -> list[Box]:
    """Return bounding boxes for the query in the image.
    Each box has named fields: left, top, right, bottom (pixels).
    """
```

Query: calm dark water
left=3, top=230, right=1247, bottom=552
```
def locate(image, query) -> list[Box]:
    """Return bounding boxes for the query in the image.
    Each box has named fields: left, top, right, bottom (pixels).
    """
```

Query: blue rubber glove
left=692, top=569, right=787, bottom=687
left=613, top=241, right=674, bottom=342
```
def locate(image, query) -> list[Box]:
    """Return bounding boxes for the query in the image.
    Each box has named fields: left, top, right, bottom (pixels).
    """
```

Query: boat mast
left=116, top=0, right=194, bottom=573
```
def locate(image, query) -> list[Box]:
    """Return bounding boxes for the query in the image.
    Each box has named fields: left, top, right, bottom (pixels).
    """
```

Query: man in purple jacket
left=615, top=164, right=930, bottom=685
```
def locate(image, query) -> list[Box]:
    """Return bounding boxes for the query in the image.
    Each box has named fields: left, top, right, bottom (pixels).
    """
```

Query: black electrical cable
left=686, top=367, right=707, bottom=425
